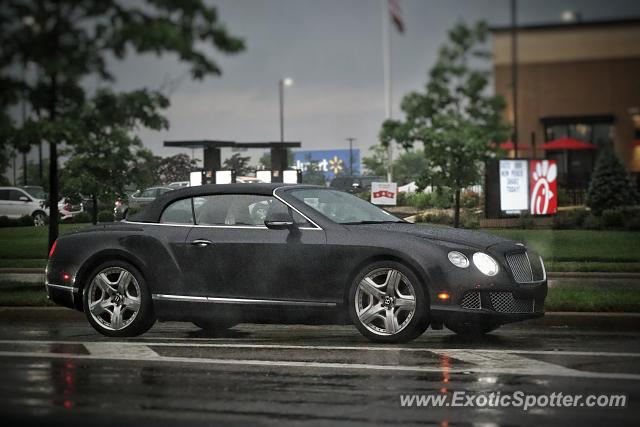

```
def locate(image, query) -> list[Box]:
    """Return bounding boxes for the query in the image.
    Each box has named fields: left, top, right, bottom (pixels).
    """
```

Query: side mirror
left=19, top=196, right=29, bottom=202
left=264, top=211, right=295, bottom=230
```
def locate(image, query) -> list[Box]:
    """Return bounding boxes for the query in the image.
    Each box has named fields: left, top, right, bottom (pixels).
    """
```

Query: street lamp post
left=279, top=78, right=293, bottom=143
left=346, top=137, right=356, bottom=175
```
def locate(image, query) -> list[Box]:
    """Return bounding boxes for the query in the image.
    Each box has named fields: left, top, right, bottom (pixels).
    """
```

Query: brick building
left=491, top=18, right=640, bottom=190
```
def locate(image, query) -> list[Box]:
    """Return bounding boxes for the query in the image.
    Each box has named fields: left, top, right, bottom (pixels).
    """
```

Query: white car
left=0, top=186, right=49, bottom=226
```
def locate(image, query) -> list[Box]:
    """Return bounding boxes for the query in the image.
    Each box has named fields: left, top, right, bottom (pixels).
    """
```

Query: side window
left=10, top=190, right=28, bottom=201
left=158, top=188, right=172, bottom=195
left=140, top=188, right=156, bottom=198
left=192, top=194, right=314, bottom=227
left=0, top=190, right=9, bottom=201
left=160, top=198, right=194, bottom=224
left=195, top=194, right=272, bottom=226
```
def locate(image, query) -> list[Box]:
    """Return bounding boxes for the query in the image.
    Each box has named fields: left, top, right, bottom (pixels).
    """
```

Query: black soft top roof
left=129, top=183, right=303, bottom=222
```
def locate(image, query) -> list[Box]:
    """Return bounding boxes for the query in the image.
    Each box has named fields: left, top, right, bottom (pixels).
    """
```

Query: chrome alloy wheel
left=87, top=267, right=141, bottom=331
left=355, top=268, right=417, bottom=336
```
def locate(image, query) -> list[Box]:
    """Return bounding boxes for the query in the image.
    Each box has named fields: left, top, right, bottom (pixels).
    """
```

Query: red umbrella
left=541, top=137, right=597, bottom=151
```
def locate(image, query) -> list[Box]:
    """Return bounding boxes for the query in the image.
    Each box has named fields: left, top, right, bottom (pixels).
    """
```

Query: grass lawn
left=0, top=224, right=87, bottom=260
left=545, top=283, right=640, bottom=312
left=483, top=229, right=640, bottom=273
left=0, top=281, right=53, bottom=306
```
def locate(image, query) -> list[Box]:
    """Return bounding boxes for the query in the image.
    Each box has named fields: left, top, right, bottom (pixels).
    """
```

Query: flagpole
left=382, top=0, right=393, bottom=182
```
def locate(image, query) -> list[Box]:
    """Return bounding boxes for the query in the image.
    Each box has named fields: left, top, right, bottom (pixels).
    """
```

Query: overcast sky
left=15, top=0, right=640, bottom=169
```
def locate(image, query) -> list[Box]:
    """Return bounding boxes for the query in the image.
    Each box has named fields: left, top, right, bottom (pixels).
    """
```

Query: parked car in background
left=0, top=186, right=49, bottom=226
left=114, top=186, right=174, bottom=220
left=58, top=197, right=84, bottom=221
left=330, top=176, right=384, bottom=194
left=167, top=181, right=189, bottom=189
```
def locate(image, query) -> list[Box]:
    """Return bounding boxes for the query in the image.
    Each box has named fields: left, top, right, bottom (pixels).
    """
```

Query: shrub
left=0, top=216, right=13, bottom=227
left=422, top=212, right=453, bottom=226
left=460, top=191, right=481, bottom=209
left=625, top=215, right=640, bottom=231
left=18, top=215, right=35, bottom=226
left=586, top=148, right=640, bottom=215
left=552, top=208, right=588, bottom=230
left=583, top=214, right=601, bottom=230
left=73, top=212, right=92, bottom=224
left=97, top=210, right=114, bottom=223
left=461, top=213, right=480, bottom=229
left=601, top=209, right=625, bottom=229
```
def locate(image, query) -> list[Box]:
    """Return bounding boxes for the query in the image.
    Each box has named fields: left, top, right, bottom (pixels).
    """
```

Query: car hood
left=348, top=223, right=510, bottom=250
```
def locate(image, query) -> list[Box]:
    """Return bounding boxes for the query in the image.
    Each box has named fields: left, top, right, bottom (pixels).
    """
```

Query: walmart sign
left=293, top=149, right=360, bottom=179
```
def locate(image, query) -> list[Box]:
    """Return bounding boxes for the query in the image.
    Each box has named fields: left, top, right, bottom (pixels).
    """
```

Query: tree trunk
left=454, top=188, right=461, bottom=228
left=92, top=194, right=98, bottom=225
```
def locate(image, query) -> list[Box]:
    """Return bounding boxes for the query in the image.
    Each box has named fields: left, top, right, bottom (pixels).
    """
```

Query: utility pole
left=382, top=0, right=393, bottom=182
left=346, top=137, right=356, bottom=175
left=511, top=0, right=519, bottom=158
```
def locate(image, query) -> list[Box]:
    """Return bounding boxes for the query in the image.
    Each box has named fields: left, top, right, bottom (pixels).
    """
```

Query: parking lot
left=0, top=316, right=637, bottom=426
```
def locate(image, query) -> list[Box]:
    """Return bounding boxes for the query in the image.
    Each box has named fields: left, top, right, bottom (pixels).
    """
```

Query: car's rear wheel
left=445, top=318, right=499, bottom=337
left=32, top=211, right=46, bottom=227
left=348, top=261, right=429, bottom=343
left=83, top=261, right=155, bottom=337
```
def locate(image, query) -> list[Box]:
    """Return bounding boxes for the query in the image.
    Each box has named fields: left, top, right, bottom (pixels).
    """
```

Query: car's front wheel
left=348, top=261, right=429, bottom=343
left=83, top=261, right=155, bottom=337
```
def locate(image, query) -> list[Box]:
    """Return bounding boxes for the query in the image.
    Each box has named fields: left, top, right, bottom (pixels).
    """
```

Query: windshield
left=289, top=188, right=403, bottom=225
left=22, top=187, right=46, bottom=200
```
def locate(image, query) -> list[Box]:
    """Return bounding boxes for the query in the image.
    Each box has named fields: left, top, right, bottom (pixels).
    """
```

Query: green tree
left=362, top=145, right=388, bottom=177
left=0, top=0, right=244, bottom=248
left=61, top=89, right=170, bottom=224
left=158, top=153, right=199, bottom=183
left=223, top=153, right=252, bottom=176
left=393, top=150, right=429, bottom=185
left=379, top=22, right=509, bottom=227
left=586, top=147, right=639, bottom=215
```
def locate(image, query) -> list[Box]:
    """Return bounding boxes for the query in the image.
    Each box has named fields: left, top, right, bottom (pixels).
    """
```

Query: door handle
left=190, top=239, right=213, bottom=247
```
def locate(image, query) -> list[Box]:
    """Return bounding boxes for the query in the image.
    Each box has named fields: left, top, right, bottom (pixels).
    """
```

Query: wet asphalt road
left=0, top=317, right=638, bottom=426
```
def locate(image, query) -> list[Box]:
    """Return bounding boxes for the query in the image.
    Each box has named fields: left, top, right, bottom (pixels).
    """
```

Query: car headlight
left=448, top=251, right=469, bottom=268
left=473, top=252, right=499, bottom=276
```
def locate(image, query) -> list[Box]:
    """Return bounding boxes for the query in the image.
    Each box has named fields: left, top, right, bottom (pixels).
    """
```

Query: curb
left=548, top=272, right=640, bottom=279
left=0, top=307, right=638, bottom=330
left=0, top=268, right=45, bottom=274
left=528, top=312, right=640, bottom=330
left=0, top=307, right=84, bottom=322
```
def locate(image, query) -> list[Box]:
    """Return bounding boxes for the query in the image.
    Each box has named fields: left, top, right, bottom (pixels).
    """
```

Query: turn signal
left=437, top=292, right=450, bottom=301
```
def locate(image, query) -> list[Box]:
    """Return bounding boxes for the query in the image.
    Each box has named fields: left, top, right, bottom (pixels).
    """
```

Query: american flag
left=388, top=0, right=405, bottom=33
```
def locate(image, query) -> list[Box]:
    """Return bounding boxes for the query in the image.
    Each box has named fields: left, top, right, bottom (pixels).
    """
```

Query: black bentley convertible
left=46, top=183, right=547, bottom=342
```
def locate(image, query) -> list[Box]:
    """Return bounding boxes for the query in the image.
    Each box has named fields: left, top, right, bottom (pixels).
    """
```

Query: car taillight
left=49, top=240, right=57, bottom=258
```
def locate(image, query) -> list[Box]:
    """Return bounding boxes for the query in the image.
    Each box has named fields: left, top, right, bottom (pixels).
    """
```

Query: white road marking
left=0, top=340, right=639, bottom=380
left=84, top=342, right=159, bottom=359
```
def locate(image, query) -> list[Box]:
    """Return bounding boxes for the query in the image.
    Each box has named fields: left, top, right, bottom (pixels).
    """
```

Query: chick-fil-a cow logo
left=530, top=160, right=557, bottom=215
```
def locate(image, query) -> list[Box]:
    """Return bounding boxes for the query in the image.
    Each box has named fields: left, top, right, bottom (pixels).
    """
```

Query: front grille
left=460, top=291, right=481, bottom=310
left=506, top=252, right=534, bottom=283
left=489, top=291, right=535, bottom=313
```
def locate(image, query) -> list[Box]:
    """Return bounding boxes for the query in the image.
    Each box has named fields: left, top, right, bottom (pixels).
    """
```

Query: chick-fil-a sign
left=530, top=160, right=558, bottom=215
left=371, top=182, right=397, bottom=206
